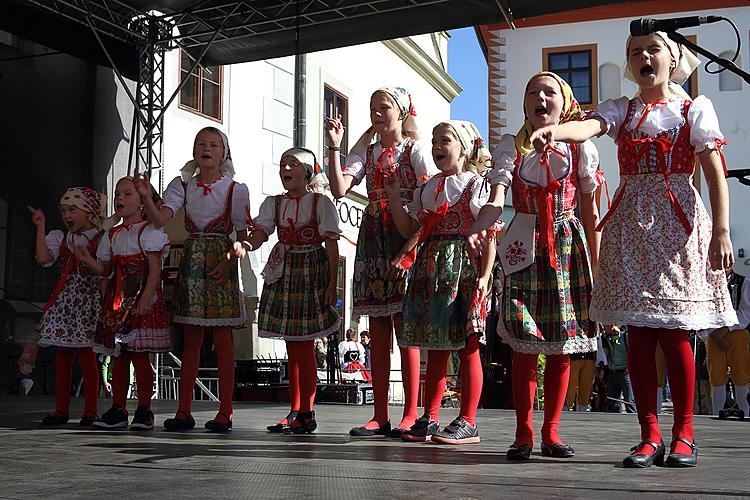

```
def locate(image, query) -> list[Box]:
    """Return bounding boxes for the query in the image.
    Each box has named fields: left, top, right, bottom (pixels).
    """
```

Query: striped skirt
left=499, top=213, right=598, bottom=355
left=258, top=245, right=340, bottom=341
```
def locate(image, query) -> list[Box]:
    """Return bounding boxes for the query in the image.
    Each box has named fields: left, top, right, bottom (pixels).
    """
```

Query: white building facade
left=480, top=1, right=750, bottom=274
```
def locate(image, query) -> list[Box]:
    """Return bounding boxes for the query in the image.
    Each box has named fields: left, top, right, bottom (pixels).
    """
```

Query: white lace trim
left=497, top=320, right=598, bottom=355
left=38, top=339, right=94, bottom=348
left=589, top=306, right=739, bottom=330
left=259, top=318, right=341, bottom=342
left=352, top=303, right=403, bottom=318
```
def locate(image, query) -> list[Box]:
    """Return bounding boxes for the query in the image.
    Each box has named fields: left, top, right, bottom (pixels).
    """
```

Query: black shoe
left=665, top=438, right=698, bottom=468
left=286, top=411, right=317, bottom=434
left=541, top=442, right=575, bottom=458
left=401, top=415, right=439, bottom=442
left=163, top=410, right=196, bottom=431
left=622, top=440, right=665, bottom=468
left=506, top=443, right=532, bottom=461
left=130, top=406, right=154, bottom=431
left=205, top=412, right=232, bottom=433
left=349, top=420, right=391, bottom=437
left=79, top=414, right=98, bottom=426
left=431, top=417, right=481, bottom=444
left=41, top=412, right=69, bottom=426
left=93, top=405, right=129, bottom=429
left=388, top=426, right=408, bottom=439
left=268, top=411, right=298, bottom=433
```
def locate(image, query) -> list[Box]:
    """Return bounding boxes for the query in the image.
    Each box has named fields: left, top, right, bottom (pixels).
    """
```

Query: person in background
left=603, top=325, right=634, bottom=414
left=360, top=331, right=371, bottom=370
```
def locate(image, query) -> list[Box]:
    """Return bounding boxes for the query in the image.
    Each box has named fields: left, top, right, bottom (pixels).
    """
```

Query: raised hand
left=27, top=206, right=46, bottom=228
left=529, top=125, right=556, bottom=153
left=326, top=114, right=345, bottom=147
left=132, top=167, right=153, bottom=201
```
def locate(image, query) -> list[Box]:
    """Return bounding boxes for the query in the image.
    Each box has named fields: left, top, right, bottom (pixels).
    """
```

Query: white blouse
left=342, top=138, right=438, bottom=186
left=253, top=192, right=342, bottom=240
left=593, top=95, right=724, bottom=151
left=487, top=134, right=600, bottom=194
left=406, top=171, right=490, bottom=220
left=97, top=221, right=169, bottom=261
left=163, top=175, right=251, bottom=232
left=42, top=228, right=100, bottom=268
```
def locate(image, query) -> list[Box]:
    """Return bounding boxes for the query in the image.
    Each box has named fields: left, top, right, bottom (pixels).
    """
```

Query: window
left=543, top=44, right=598, bottom=106
left=323, top=85, right=348, bottom=172
left=336, top=257, right=346, bottom=336
left=718, top=50, right=742, bottom=91
left=179, top=50, right=223, bottom=122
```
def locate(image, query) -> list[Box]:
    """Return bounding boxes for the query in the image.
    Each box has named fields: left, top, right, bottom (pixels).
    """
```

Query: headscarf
left=59, top=187, right=107, bottom=230
left=101, top=176, right=164, bottom=230
left=180, top=127, right=236, bottom=182
left=437, top=120, right=492, bottom=174
left=624, top=31, right=700, bottom=99
left=515, top=71, right=584, bottom=156
left=281, top=147, right=329, bottom=194
left=349, top=86, right=420, bottom=160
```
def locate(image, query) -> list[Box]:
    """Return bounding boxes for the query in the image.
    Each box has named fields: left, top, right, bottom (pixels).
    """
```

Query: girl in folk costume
left=230, top=148, right=341, bottom=434
left=472, top=72, right=602, bottom=460
left=139, top=127, right=251, bottom=433
left=75, top=176, right=170, bottom=430
left=30, top=188, right=107, bottom=425
left=386, top=120, right=497, bottom=444
left=530, top=33, right=737, bottom=468
left=327, top=87, right=439, bottom=437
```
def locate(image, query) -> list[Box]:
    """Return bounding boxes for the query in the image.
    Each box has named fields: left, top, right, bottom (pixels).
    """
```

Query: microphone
left=630, top=16, right=722, bottom=36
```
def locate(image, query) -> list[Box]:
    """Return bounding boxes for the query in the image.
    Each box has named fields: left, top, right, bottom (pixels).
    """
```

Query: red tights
left=627, top=327, right=695, bottom=455
left=511, top=352, right=570, bottom=447
left=54, top=348, right=99, bottom=417
left=286, top=340, right=317, bottom=413
left=178, top=326, right=235, bottom=423
left=111, top=352, right=153, bottom=409
left=361, top=315, right=420, bottom=430
left=423, top=335, right=483, bottom=425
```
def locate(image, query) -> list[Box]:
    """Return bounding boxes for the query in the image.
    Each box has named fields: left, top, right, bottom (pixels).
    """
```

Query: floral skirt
left=499, top=213, right=598, bottom=355
left=38, top=274, right=100, bottom=349
left=94, top=265, right=170, bottom=356
left=399, top=236, right=485, bottom=350
left=258, top=245, right=340, bottom=340
left=590, top=174, right=736, bottom=330
left=352, top=199, right=407, bottom=317
left=173, top=235, right=245, bottom=327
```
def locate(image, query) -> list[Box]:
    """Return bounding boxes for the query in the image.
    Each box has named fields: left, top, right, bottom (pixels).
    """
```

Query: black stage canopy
left=0, top=0, right=631, bottom=79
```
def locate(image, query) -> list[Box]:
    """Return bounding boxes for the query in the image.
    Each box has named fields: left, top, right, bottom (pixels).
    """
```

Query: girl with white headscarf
left=231, top=147, right=342, bottom=434
left=528, top=31, right=736, bottom=469
left=325, top=87, right=439, bottom=438
left=140, top=126, right=252, bottom=433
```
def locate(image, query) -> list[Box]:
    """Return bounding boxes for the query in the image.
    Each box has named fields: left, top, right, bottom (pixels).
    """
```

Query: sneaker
left=41, top=412, right=69, bottom=426
left=431, top=417, right=481, bottom=444
left=401, top=415, right=439, bottom=442
left=93, top=405, right=129, bottom=429
left=79, top=414, right=98, bottom=426
left=130, top=406, right=154, bottom=431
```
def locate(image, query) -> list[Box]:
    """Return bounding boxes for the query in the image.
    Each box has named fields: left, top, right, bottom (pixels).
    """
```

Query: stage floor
left=1, top=396, right=748, bottom=499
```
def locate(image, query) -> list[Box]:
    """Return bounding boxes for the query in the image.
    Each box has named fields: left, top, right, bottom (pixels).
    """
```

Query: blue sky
left=448, top=27, right=489, bottom=141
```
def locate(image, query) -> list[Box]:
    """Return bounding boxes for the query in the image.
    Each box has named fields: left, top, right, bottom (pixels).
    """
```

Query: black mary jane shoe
left=506, top=443, right=532, bottom=461
left=286, top=411, right=317, bottom=434
left=205, top=412, right=233, bottom=433
left=41, top=412, right=69, bottom=426
left=267, top=411, right=298, bottom=433
left=349, top=420, right=391, bottom=437
left=388, top=426, right=408, bottom=439
left=622, top=439, right=665, bottom=468
left=665, top=437, right=698, bottom=468
left=541, top=442, right=575, bottom=458
left=163, top=410, right=196, bottom=431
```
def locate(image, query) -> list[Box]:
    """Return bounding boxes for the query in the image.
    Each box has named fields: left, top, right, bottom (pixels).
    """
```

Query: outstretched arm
left=529, top=118, right=607, bottom=152
left=27, top=206, right=54, bottom=266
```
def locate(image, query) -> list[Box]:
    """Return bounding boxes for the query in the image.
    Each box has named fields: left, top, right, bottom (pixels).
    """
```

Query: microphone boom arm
left=726, top=168, right=750, bottom=187
left=666, top=31, right=750, bottom=85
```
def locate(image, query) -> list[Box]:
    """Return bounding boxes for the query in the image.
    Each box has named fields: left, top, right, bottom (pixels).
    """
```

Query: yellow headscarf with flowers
left=515, top=71, right=584, bottom=156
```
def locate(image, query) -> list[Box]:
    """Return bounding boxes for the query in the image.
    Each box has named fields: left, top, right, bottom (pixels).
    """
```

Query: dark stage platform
left=1, top=396, right=749, bottom=498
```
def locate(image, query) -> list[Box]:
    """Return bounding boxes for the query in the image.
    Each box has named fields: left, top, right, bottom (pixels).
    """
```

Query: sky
left=448, top=27, right=489, bottom=141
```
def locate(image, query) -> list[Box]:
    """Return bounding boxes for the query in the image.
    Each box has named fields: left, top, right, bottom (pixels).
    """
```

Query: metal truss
left=18, top=0, right=455, bottom=174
